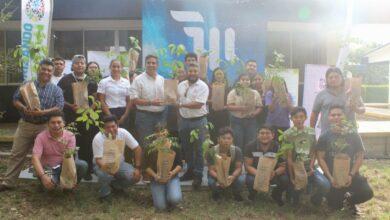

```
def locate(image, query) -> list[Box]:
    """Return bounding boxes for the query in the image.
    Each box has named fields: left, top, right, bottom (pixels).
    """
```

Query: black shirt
left=57, top=73, right=98, bottom=123
left=244, top=140, right=283, bottom=168
left=315, top=130, right=365, bottom=173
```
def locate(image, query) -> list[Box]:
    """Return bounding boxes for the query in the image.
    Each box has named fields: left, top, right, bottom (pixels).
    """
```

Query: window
left=53, top=31, right=83, bottom=60
left=85, top=30, right=115, bottom=54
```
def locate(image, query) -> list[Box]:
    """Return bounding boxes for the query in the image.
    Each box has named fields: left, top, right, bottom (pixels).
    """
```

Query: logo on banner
left=26, top=0, right=45, bottom=22
left=171, top=10, right=237, bottom=70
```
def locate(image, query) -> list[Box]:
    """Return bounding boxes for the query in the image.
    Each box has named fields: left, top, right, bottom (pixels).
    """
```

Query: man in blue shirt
left=0, top=59, right=64, bottom=192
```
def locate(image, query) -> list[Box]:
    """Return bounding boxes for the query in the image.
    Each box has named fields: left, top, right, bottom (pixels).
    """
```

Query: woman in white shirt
left=97, top=59, right=131, bottom=128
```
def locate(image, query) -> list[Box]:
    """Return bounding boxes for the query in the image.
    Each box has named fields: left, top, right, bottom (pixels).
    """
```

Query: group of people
left=0, top=53, right=373, bottom=215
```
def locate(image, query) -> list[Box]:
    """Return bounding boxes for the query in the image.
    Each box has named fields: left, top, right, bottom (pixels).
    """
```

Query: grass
left=0, top=158, right=389, bottom=220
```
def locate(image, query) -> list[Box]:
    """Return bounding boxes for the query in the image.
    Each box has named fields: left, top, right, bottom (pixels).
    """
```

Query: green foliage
left=216, top=56, right=245, bottom=76
left=144, top=129, right=180, bottom=156
left=29, top=27, right=48, bottom=78
left=0, top=0, right=16, bottom=23
left=75, top=96, right=103, bottom=132
left=361, top=84, right=389, bottom=103
left=189, top=122, right=215, bottom=159
left=157, top=43, right=188, bottom=78
left=190, top=129, right=199, bottom=143
left=63, top=148, right=76, bottom=159
left=64, top=122, right=79, bottom=136
left=266, top=50, right=286, bottom=76
left=129, top=36, right=141, bottom=52
left=330, top=118, right=358, bottom=152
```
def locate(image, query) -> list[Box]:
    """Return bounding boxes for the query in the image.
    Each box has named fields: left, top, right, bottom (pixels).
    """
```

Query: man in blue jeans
left=177, top=63, right=210, bottom=189
left=206, top=127, right=244, bottom=201
left=92, top=115, right=142, bottom=200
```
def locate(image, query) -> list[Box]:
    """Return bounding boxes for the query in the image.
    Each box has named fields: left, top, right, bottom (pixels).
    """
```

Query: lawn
left=0, top=159, right=389, bottom=220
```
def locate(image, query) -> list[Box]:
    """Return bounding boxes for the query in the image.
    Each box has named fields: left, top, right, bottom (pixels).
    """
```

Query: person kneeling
left=316, top=105, right=373, bottom=215
left=206, top=127, right=244, bottom=202
left=144, top=128, right=183, bottom=211
left=93, top=115, right=142, bottom=200
left=244, top=125, right=289, bottom=206
left=32, top=111, right=88, bottom=191
left=282, top=107, right=330, bottom=205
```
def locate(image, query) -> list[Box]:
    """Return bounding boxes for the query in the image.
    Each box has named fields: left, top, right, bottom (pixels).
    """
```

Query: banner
left=142, top=0, right=267, bottom=82
left=302, top=64, right=330, bottom=129
left=275, top=69, right=300, bottom=106
left=21, top=0, right=53, bottom=80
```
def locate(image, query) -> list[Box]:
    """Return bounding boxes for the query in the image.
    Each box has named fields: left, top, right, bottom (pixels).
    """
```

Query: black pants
left=327, top=175, right=373, bottom=209
left=76, top=122, right=99, bottom=173
left=109, top=107, right=128, bottom=130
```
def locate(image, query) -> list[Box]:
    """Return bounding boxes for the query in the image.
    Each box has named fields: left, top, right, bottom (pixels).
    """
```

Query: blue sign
left=142, top=0, right=268, bottom=83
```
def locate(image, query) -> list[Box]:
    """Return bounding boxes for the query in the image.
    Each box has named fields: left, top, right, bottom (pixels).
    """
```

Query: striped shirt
left=13, top=80, right=64, bottom=123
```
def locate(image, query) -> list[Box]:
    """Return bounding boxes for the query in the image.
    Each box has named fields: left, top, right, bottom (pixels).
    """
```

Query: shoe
left=83, top=173, right=93, bottom=181
left=212, top=192, right=221, bottom=201
left=180, top=171, right=194, bottom=181
left=0, top=184, right=12, bottom=192
left=271, top=190, right=285, bottom=206
left=99, top=194, right=113, bottom=203
left=343, top=192, right=360, bottom=216
left=192, top=177, right=202, bottom=190
left=233, top=194, right=243, bottom=202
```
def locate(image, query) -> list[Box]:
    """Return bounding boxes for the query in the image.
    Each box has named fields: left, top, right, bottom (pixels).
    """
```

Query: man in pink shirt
left=32, top=111, right=88, bottom=191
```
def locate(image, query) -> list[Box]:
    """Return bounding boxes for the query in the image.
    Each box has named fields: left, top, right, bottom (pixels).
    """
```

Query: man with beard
left=130, top=55, right=166, bottom=147
left=177, top=63, right=209, bottom=189
left=57, top=55, right=98, bottom=181
left=0, top=59, right=64, bottom=192
left=31, top=111, right=88, bottom=191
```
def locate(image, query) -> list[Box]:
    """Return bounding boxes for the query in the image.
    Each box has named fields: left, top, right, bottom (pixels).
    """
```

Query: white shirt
left=178, top=79, right=209, bottom=118
left=51, top=73, right=64, bottom=85
left=129, top=72, right=165, bottom=112
left=92, top=128, right=139, bottom=162
left=97, top=76, right=130, bottom=108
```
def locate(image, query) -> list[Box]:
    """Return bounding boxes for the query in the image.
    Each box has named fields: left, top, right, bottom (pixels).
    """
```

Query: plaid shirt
left=13, top=80, right=64, bottom=123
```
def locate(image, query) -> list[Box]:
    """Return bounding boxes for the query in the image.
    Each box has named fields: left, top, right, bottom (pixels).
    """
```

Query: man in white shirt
left=51, top=57, right=66, bottom=85
left=177, top=63, right=209, bottom=189
left=130, top=55, right=167, bottom=147
left=93, top=115, right=142, bottom=200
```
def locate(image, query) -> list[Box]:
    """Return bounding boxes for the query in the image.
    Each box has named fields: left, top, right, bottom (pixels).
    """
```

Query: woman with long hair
left=226, top=73, right=262, bottom=150
left=310, top=67, right=365, bottom=134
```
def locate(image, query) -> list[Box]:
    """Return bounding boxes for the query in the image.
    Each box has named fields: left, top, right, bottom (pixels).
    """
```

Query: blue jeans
left=230, top=115, right=257, bottom=150
left=178, top=117, right=207, bottom=178
left=289, top=169, right=331, bottom=205
left=39, top=159, right=88, bottom=190
left=208, top=174, right=245, bottom=195
left=94, top=161, right=135, bottom=198
left=150, top=176, right=182, bottom=210
left=135, top=110, right=167, bottom=147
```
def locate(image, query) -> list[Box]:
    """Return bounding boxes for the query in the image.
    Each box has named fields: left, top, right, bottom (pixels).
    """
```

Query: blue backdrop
left=142, top=0, right=268, bottom=84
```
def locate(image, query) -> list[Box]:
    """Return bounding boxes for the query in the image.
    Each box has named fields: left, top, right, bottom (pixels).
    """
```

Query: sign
left=276, top=69, right=300, bottom=106
left=142, top=0, right=267, bottom=82
left=21, top=0, right=53, bottom=80
left=302, top=64, right=330, bottom=130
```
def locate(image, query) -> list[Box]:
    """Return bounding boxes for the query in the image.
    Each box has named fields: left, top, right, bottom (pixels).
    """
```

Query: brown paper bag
left=243, top=89, right=256, bottom=112
left=292, top=161, right=308, bottom=190
left=211, top=84, right=225, bottom=111
left=20, top=82, right=41, bottom=110
left=164, top=79, right=178, bottom=104
left=72, top=81, right=89, bottom=109
left=215, top=154, right=232, bottom=187
left=102, top=139, right=125, bottom=174
left=60, top=155, right=77, bottom=189
left=333, top=153, right=351, bottom=187
left=157, top=149, right=176, bottom=182
left=254, top=156, right=277, bottom=192
left=199, top=55, right=208, bottom=80
left=128, top=48, right=140, bottom=72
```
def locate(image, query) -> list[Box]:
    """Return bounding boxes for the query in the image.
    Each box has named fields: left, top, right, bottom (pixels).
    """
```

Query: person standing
left=130, top=55, right=166, bottom=147
left=177, top=63, right=209, bottom=189
left=310, top=67, right=365, bottom=134
left=0, top=59, right=64, bottom=192
left=57, top=55, right=98, bottom=180
left=227, top=73, right=262, bottom=150
left=51, top=57, right=66, bottom=85
left=245, top=60, right=258, bottom=80
left=98, top=59, right=131, bottom=129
